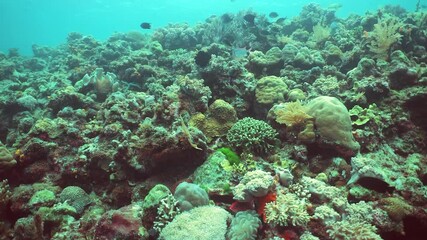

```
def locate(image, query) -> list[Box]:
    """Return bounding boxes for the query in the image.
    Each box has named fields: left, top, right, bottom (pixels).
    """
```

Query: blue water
left=0, top=0, right=422, bottom=56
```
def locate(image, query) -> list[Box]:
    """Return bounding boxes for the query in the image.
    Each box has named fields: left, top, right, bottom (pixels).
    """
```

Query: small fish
left=275, top=17, right=287, bottom=24
left=356, top=177, right=395, bottom=193
left=269, top=12, right=279, bottom=18
left=221, top=13, right=233, bottom=23
left=232, top=47, right=250, bottom=59
left=140, top=22, right=151, bottom=29
left=243, top=14, right=256, bottom=25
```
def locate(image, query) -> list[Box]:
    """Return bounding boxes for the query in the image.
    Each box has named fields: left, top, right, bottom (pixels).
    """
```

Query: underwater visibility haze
left=0, top=0, right=427, bottom=239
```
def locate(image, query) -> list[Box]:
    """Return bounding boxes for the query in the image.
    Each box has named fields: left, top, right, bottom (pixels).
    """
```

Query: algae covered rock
left=306, top=96, right=360, bottom=156
left=0, top=141, right=16, bottom=170
left=193, top=151, right=233, bottom=195
left=189, top=99, right=237, bottom=142
left=143, top=184, right=171, bottom=209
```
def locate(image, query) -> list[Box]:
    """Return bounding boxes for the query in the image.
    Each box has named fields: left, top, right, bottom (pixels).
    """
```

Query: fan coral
left=368, top=17, right=403, bottom=60
left=274, top=101, right=313, bottom=129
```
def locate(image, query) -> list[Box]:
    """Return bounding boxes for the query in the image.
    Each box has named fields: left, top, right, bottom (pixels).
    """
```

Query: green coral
left=227, top=117, right=278, bottom=155
left=351, top=104, right=384, bottom=125
left=217, top=147, right=241, bottom=166
left=29, top=189, right=56, bottom=207
left=327, top=220, right=382, bottom=240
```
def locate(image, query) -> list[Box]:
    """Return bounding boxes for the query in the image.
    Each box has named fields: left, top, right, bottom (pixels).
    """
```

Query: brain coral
left=255, top=76, right=288, bottom=105
left=306, top=96, right=360, bottom=156
left=59, top=186, right=92, bottom=214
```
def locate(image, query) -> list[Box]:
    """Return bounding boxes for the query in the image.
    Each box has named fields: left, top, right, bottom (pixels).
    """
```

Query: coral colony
left=1, top=3, right=427, bottom=240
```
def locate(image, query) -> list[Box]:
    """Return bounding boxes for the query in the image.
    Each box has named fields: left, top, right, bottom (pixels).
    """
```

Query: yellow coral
left=189, top=100, right=237, bottom=142
left=380, top=197, right=414, bottom=221
left=368, top=17, right=403, bottom=60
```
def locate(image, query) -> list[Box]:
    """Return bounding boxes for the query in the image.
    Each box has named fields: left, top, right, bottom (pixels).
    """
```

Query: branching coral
left=153, top=193, right=181, bottom=233
left=227, top=117, right=278, bottom=155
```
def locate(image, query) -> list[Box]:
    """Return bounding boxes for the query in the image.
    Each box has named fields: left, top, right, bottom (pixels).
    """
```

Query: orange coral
left=256, top=192, right=277, bottom=222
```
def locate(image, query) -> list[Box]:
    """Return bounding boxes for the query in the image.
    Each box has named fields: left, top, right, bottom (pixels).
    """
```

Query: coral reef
left=0, top=3, right=427, bottom=240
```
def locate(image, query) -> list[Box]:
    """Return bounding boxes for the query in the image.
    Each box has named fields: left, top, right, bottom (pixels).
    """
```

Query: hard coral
left=255, top=76, right=288, bottom=105
left=306, top=96, right=360, bottom=156
left=189, top=99, right=237, bottom=142
left=159, top=206, right=231, bottom=240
